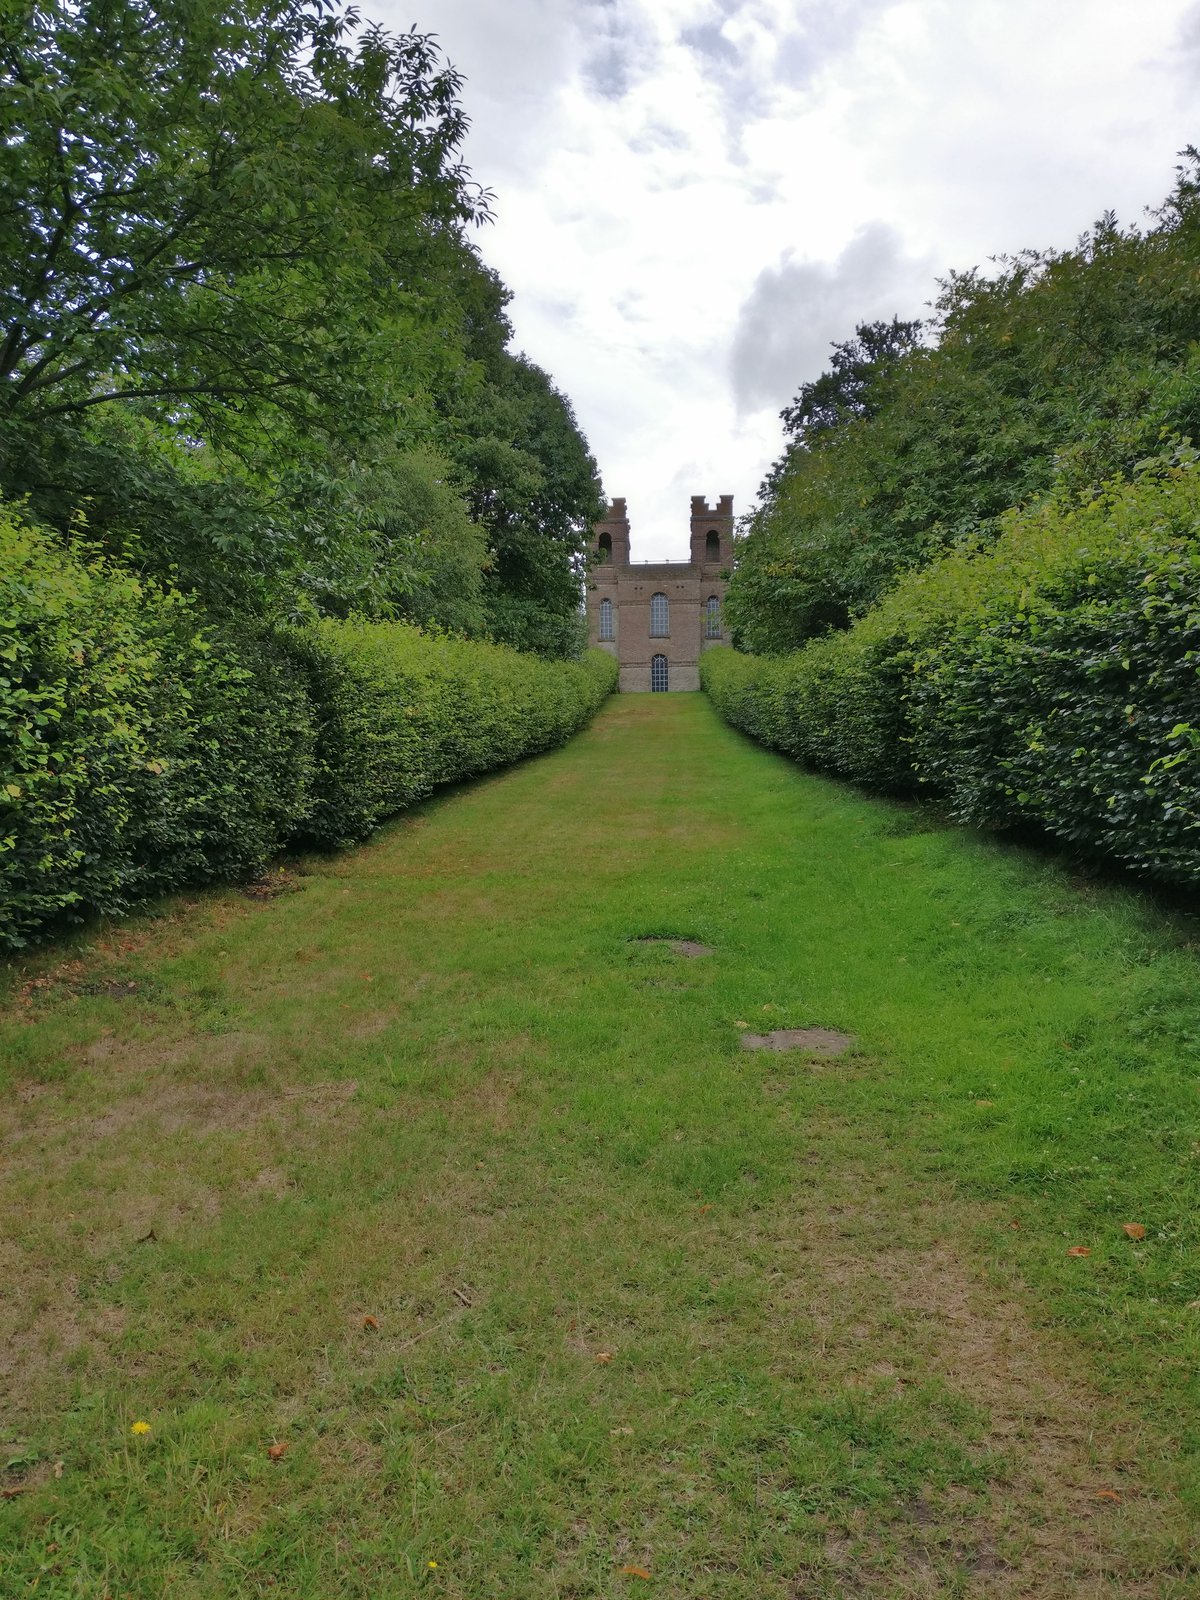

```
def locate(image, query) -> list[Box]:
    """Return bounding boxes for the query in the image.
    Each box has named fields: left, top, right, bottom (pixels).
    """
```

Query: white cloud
left=377, top=0, right=1199, bottom=556
left=730, top=222, right=934, bottom=415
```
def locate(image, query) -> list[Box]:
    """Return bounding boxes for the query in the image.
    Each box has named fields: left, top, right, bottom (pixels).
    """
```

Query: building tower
left=585, top=493, right=732, bottom=692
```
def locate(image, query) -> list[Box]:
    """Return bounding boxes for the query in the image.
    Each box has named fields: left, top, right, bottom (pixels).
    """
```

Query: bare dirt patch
left=0, top=1072, right=359, bottom=1418
left=344, top=1009, right=397, bottom=1040
left=741, top=1027, right=855, bottom=1054
left=0, top=1242, right=129, bottom=1399
left=1, top=1028, right=264, bottom=1144
left=278, top=1079, right=358, bottom=1113
left=81, top=1028, right=264, bottom=1072
left=85, top=1083, right=273, bottom=1140
left=763, top=1193, right=1183, bottom=1595
left=461, top=1068, right=523, bottom=1132
left=630, top=936, right=715, bottom=957
left=4, top=912, right=203, bottom=1010
left=78, top=978, right=144, bottom=1000
left=3, top=1071, right=357, bottom=1152
left=246, top=1166, right=294, bottom=1198
left=240, top=867, right=304, bottom=901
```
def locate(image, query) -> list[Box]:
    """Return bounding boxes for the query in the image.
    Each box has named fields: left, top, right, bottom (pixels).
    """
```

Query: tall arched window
left=650, top=592, right=669, bottom=636
left=597, top=532, right=612, bottom=563
left=705, top=595, right=721, bottom=638
left=599, top=597, right=614, bottom=641
left=705, top=529, right=721, bottom=562
left=651, top=654, right=668, bottom=692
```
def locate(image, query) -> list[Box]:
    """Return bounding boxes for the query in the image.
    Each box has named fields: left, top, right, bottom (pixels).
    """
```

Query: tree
left=339, top=445, right=490, bottom=636
left=0, top=1, right=603, bottom=651
left=453, top=354, right=604, bottom=657
left=429, top=252, right=605, bottom=656
left=0, top=0, right=489, bottom=442
left=728, top=160, right=1200, bottom=654
left=779, top=317, right=924, bottom=449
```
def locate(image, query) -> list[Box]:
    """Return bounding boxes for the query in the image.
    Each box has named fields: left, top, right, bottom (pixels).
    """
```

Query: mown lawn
left=3, top=692, right=1200, bottom=1598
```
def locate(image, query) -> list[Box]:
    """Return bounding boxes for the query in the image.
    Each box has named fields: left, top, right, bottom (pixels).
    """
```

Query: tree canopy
left=726, top=155, right=1200, bottom=654
left=0, top=0, right=602, bottom=654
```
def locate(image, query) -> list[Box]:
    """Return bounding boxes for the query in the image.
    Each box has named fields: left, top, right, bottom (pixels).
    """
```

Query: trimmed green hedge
left=703, top=462, right=1200, bottom=885
left=284, top=619, right=617, bottom=848
left=0, top=503, right=616, bottom=950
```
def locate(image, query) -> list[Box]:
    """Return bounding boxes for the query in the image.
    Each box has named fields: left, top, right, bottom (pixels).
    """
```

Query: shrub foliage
left=0, top=505, right=616, bottom=949
left=1, top=3, right=604, bottom=657
left=284, top=620, right=616, bottom=848
left=702, top=462, right=1200, bottom=885
left=727, top=159, right=1200, bottom=654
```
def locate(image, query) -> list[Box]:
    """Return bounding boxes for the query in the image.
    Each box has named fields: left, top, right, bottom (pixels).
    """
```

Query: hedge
left=703, top=461, right=1200, bottom=885
left=282, top=619, right=617, bottom=848
left=0, top=503, right=617, bottom=950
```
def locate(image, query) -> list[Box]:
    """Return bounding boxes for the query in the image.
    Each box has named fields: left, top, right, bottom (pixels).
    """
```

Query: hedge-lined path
left=3, top=693, right=1200, bottom=1597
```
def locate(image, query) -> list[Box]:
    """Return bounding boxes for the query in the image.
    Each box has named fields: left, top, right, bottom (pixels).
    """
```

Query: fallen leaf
left=699, top=1204, right=712, bottom=1215
left=610, top=1426, right=633, bottom=1436
left=619, top=1566, right=652, bottom=1580
left=53, top=1460, right=64, bottom=1479
left=362, top=1314, right=379, bottom=1329
left=595, top=1351, right=613, bottom=1365
left=0, top=1486, right=25, bottom=1500
left=734, top=1021, right=749, bottom=1029
left=974, top=1099, right=995, bottom=1108
left=1122, top=1223, right=1146, bottom=1241
left=1066, top=1245, right=1092, bottom=1258
left=1095, top=1489, right=1122, bottom=1503
left=1009, top=1220, right=1021, bottom=1231
left=266, top=1442, right=288, bottom=1461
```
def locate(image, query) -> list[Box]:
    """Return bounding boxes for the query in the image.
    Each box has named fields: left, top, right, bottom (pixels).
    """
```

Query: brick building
left=585, top=494, right=733, bottom=691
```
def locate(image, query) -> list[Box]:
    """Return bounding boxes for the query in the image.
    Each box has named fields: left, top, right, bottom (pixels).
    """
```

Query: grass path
left=3, top=693, right=1200, bottom=1597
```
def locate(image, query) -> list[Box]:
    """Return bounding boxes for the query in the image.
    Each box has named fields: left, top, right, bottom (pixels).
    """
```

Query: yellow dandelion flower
left=427, top=1560, right=438, bottom=1569
left=130, top=1420, right=151, bottom=1435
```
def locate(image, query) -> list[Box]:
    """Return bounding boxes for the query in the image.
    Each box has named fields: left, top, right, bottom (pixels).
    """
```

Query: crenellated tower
left=585, top=491, right=733, bottom=692
left=688, top=494, right=734, bottom=569
left=591, top=496, right=631, bottom=566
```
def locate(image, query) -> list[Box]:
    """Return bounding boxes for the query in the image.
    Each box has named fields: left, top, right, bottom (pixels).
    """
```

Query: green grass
left=3, top=692, right=1200, bottom=1597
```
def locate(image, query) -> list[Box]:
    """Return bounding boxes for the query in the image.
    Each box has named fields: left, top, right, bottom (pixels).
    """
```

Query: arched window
left=597, top=532, right=612, bottom=563
left=599, top=597, right=614, bottom=641
left=705, top=595, right=721, bottom=638
left=651, top=654, right=668, bottom=692
left=705, top=529, right=721, bottom=562
left=650, top=592, right=669, bottom=636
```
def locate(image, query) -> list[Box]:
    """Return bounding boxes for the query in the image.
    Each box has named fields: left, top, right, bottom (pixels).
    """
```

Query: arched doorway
left=651, top=654, right=668, bottom=692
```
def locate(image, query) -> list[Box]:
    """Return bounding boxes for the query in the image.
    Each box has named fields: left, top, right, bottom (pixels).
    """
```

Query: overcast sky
left=378, top=0, right=1200, bottom=559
